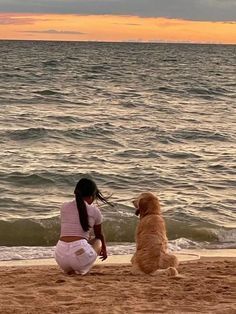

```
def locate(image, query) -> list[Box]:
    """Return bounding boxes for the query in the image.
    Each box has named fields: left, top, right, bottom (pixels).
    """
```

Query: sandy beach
left=1, top=250, right=236, bottom=314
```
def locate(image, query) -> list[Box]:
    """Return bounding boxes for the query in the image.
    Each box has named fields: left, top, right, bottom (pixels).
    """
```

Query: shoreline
left=1, top=248, right=236, bottom=267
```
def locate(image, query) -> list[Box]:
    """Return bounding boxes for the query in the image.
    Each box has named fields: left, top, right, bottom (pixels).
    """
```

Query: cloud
left=20, top=29, right=86, bottom=35
left=0, top=13, right=59, bottom=25
left=0, top=14, right=36, bottom=25
left=0, top=0, right=236, bottom=21
left=112, top=22, right=141, bottom=26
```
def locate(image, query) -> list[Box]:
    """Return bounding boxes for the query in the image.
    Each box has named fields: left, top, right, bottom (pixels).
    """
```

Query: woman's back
left=60, top=200, right=102, bottom=239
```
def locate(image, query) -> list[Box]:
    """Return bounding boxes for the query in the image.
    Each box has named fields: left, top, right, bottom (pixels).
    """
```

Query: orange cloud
left=0, top=14, right=37, bottom=25
left=0, top=14, right=235, bottom=44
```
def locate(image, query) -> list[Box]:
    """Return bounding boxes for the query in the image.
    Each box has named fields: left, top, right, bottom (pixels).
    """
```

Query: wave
left=0, top=216, right=235, bottom=247
left=186, top=86, right=231, bottom=97
left=33, top=89, right=65, bottom=96
left=0, top=170, right=137, bottom=189
left=2, top=122, right=234, bottom=146
left=0, top=172, right=56, bottom=186
left=3, top=123, right=117, bottom=142
left=42, top=60, right=60, bottom=67
left=0, top=218, right=60, bottom=246
left=5, top=127, right=50, bottom=140
left=172, top=129, right=231, bottom=142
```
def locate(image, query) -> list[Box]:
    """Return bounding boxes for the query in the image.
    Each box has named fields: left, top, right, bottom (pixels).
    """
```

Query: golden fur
left=131, top=192, right=178, bottom=276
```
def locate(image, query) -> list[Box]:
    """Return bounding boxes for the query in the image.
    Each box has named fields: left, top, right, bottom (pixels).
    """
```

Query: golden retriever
left=131, top=192, right=178, bottom=276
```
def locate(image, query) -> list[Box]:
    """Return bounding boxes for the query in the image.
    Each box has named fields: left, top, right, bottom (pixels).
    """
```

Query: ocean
left=0, top=40, right=235, bottom=261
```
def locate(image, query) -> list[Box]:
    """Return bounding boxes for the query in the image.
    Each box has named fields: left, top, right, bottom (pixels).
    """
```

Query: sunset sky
left=0, top=0, right=236, bottom=44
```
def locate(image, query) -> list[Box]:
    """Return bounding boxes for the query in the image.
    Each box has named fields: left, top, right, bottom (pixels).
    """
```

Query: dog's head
left=132, top=192, right=161, bottom=218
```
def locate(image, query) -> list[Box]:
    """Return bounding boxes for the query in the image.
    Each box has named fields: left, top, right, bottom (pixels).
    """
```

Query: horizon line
left=0, top=38, right=236, bottom=45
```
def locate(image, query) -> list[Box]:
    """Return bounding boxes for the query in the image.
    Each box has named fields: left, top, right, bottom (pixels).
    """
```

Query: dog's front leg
left=131, top=252, right=136, bottom=264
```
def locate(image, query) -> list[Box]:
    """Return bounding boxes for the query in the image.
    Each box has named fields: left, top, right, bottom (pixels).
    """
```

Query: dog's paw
left=130, top=265, right=145, bottom=275
left=167, top=267, right=178, bottom=277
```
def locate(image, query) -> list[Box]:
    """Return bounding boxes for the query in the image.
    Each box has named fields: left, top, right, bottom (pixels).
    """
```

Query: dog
left=131, top=192, right=178, bottom=276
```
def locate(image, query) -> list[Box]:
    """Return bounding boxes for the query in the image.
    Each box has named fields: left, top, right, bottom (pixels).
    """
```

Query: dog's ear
left=138, top=194, right=160, bottom=217
left=132, top=199, right=140, bottom=216
left=138, top=196, right=150, bottom=217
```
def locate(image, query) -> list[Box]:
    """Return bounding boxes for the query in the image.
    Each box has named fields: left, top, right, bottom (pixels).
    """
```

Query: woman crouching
left=55, top=178, right=110, bottom=275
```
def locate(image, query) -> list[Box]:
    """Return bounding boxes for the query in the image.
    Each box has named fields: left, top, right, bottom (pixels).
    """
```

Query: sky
left=0, top=0, right=236, bottom=43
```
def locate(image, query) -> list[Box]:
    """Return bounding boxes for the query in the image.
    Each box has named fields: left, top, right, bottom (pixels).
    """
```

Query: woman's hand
left=94, top=224, right=108, bottom=261
left=99, top=246, right=107, bottom=261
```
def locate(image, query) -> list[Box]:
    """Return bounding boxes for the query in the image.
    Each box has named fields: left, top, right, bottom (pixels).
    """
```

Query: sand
left=0, top=251, right=236, bottom=314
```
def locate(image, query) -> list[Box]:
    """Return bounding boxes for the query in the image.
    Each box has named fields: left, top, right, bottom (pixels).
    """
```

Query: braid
left=74, top=190, right=90, bottom=232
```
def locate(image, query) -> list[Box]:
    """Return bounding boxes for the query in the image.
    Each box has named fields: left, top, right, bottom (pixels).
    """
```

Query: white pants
left=54, top=239, right=97, bottom=275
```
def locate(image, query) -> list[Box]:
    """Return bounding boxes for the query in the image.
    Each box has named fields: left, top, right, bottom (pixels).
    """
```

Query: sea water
left=0, top=41, right=235, bottom=261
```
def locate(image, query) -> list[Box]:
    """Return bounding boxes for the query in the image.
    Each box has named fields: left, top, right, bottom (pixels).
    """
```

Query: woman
left=55, top=178, right=110, bottom=275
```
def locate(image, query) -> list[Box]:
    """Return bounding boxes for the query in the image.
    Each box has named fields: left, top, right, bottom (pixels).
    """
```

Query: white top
left=60, top=199, right=102, bottom=240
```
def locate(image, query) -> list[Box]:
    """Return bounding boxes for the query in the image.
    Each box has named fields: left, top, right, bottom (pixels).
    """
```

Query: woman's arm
left=93, top=224, right=107, bottom=260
